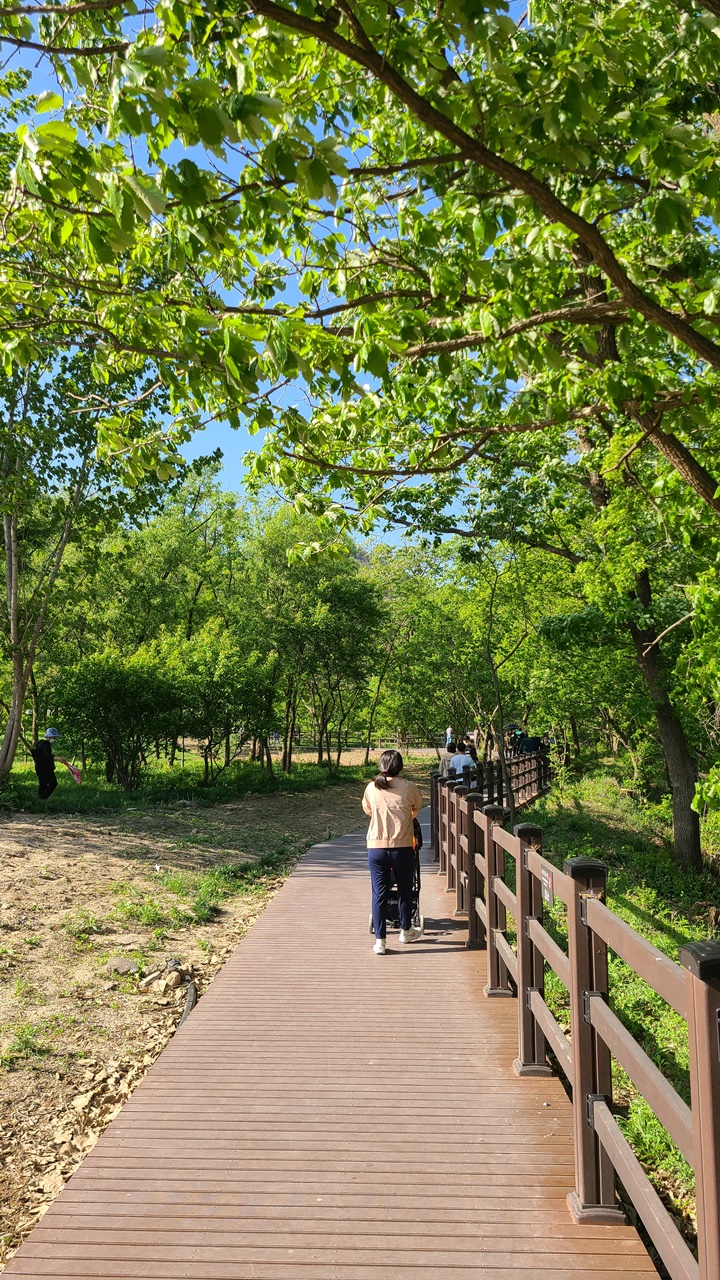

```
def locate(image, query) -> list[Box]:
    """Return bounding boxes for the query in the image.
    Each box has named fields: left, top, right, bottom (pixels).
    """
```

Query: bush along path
left=0, top=776, right=384, bottom=1269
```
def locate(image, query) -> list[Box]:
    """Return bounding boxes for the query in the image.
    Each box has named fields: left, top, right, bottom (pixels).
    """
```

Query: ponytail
left=374, top=748, right=404, bottom=789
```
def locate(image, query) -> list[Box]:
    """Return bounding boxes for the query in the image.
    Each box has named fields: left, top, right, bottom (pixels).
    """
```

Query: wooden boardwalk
left=5, top=815, right=655, bottom=1279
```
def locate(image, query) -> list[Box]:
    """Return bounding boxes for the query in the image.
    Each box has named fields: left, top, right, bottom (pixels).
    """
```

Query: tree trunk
left=569, top=716, right=581, bottom=759
left=169, top=737, right=178, bottom=767
left=628, top=571, right=702, bottom=869
left=281, top=692, right=296, bottom=772
left=0, top=499, right=24, bottom=783
left=29, top=668, right=39, bottom=747
left=364, top=647, right=393, bottom=766
left=283, top=703, right=297, bottom=773
left=0, top=446, right=90, bottom=784
left=224, top=731, right=231, bottom=769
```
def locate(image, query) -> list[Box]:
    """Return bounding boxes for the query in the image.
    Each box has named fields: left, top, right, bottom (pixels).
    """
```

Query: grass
left=3, top=757, right=377, bottom=815
left=0, top=1022, right=51, bottom=1069
left=62, top=908, right=103, bottom=945
left=105, top=837, right=306, bottom=935
left=529, top=766, right=720, bottom=1239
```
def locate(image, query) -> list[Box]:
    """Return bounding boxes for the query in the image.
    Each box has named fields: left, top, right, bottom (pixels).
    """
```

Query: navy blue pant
left=37, top=771, right=57, bottom=799
left=368, top=846, right=414, bottom=939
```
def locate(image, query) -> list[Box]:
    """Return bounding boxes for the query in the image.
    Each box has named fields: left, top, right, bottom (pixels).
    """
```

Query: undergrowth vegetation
left=531, top=766, right=720, bottom=1240
left=3, top=757, right=376, bottom=816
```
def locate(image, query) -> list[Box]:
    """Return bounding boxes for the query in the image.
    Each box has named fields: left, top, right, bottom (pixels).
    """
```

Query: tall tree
left=0, top=356, right=176, bottom=782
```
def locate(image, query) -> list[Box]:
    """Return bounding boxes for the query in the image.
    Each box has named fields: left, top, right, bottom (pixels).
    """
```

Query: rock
left=164, top=970, right=182, bottom=990
left=105, top=933, right=141, bottom=948
left=103, top=981, right=117, bottom=991
left=106, top=956, right=138, bottom=975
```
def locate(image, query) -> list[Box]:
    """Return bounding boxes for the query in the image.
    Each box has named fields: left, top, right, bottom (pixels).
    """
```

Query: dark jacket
left=31, top=740, right=55, bottom=777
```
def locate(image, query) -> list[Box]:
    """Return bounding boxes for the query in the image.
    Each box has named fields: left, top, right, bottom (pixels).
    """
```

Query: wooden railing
left=430, top=752, right=549, bottom=882
left=430, top=782, right=720, bottom=1280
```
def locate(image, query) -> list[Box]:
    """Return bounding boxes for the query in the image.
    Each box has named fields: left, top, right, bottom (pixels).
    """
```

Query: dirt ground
left=0, top=765, right=430, bottom=1269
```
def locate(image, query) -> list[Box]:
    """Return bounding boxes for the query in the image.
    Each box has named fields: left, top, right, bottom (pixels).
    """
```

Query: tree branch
left=405, top=301, right=627, bottom=358
left=0, top=32, right=128, bottom=52
left=641, top=612, right=694, bottom=654
left=0, top=0, right=132, bottom=10
left=246, top=0, right=720, bottom=371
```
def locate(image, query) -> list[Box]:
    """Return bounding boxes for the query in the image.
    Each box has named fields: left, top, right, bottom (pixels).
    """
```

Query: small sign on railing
left=541, top=866, right=554, bottom=907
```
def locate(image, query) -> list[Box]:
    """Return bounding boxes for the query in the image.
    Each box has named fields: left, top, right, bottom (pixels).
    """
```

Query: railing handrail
left=431, top=776, right=720, bottom=1280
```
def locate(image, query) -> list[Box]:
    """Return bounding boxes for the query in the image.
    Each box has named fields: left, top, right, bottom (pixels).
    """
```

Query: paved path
left=5, top=815, right=655, bottom=1278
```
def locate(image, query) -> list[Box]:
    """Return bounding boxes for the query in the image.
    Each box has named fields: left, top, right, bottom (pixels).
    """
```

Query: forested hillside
left=2, top=439, right=719, bottom=878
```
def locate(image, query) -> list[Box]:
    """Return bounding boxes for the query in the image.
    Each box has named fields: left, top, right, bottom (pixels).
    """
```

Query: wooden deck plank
left=3, top=815, right=655, bottom=1280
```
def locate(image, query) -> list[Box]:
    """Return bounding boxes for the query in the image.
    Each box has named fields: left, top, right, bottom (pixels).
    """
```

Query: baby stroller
left=368, top=818, right=424, bottom=935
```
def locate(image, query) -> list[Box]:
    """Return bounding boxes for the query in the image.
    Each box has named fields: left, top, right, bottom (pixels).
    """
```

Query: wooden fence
left=430, top=776, right=720, bottom=1280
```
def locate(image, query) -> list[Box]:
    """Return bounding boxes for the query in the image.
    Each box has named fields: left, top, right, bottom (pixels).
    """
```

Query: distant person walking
left=450, top=744, right=475, bottom=775
left=438, top=741, right=456, bottom=777
left=445, top=725, right=453, bottom=746
left=30, top=727, right=67, bottom=799
left=362, top=750, right=423, bottom=955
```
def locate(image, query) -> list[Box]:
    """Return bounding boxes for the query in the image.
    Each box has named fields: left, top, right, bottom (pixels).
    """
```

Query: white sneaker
left=399, top=927, right=422, bottom=944
left=373, top=939, right=386, bottom=955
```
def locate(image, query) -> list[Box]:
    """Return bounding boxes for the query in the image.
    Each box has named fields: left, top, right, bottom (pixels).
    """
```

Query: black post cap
left=483, top=804, right=504, bottom=818
left=563, top=856, right=608, bottom=881
left=679, top=940, right=720, bottom=982
left=453, top=785, right=469, bottom=796
left=466, top=790, right=484, bottom=802
left=514, top=823, right=543, bottom=844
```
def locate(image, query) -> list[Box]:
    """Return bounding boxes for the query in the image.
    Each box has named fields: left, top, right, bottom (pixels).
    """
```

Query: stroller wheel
left=368, top=913, right=374, bottom=934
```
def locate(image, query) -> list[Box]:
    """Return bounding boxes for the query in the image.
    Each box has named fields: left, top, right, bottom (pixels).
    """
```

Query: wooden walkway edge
left=4, top=813, right=655, bottom=1279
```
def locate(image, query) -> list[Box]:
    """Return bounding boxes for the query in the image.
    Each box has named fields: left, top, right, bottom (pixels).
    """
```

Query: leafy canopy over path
left=0, top=0, right=719, bottom=517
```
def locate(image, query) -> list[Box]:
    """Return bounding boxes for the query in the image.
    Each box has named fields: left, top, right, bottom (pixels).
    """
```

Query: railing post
left=453, top=786, right=469, bottom=914
left=513, top=823, right=551, bottom=1077
left=679, top=941, right=720, bottom=1280
left=430, top=770, right=439, bottom=861
left=439, top=775, right=453, bottom=876
left=446, top=781, right=464, bottom=896
left=483, top=804, right=513, bottom=998
left=565, top=857, right=624, bottom=1224
left=465, top=790, right=485, bottom=950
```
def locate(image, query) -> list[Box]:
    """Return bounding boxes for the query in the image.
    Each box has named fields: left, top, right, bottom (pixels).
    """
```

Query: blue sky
left=183, top=419, right=254, bottom=492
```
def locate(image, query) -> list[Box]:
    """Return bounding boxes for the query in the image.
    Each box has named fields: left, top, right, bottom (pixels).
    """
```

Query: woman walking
left=362, top=750, right=423, bottom=955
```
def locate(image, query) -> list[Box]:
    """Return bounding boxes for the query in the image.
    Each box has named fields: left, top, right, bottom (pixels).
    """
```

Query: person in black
left=31, top=727, right=61, bottom=799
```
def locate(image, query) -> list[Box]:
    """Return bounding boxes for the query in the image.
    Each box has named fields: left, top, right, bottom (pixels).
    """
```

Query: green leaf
left=35, top=91, right=63, bottom=114
left=34, top=120, right=77, bottom=151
